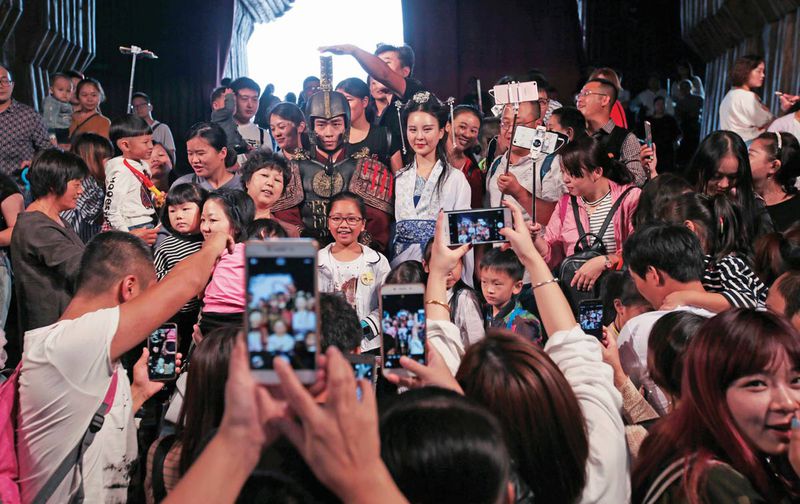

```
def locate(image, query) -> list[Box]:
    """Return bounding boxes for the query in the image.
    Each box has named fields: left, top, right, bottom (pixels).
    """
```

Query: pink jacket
left=542, top=181, right=640, bottom=268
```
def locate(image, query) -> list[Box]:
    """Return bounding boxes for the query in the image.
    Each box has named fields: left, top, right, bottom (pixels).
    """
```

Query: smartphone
left=490, top=81, right=539, bottom=105
left=644, top=121, right=653, bottom=149
left=148, top=323, right=178, bottom=381
left=511, top=125, right=536, bottom=149
left=245, top=239, right=319, bottom=384
left=445, top=207, right=512, bottom=245
left=578, top=299, right=604, bottom=340
left=347, top=354, right=377, bottom=400
left=381, top=284, right=426, bottom=376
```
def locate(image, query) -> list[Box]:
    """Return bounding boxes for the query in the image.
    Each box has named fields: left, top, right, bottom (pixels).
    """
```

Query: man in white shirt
left=231, top=77, right=273, bottom=164
left=630, top=74, right=669, bottom=118
left=768, top=106, right=800, bottom=141
left=617, top=224, right=713, bottom=415
left=485, top=100, right=541, bottom=223
left=16, top=230, right=232, bottom=503
left=131, top=92, right=176, bottom=157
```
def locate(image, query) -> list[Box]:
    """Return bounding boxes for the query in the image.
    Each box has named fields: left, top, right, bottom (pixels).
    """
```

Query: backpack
left=0, top=364, right=118, bottom=504
left=558, top=188, right=635, bottom=314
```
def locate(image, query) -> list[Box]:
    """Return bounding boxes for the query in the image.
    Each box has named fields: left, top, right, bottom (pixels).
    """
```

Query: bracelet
left=425, top=299, right=451, bottom=314
left=531, top=277, right=559, bottom=291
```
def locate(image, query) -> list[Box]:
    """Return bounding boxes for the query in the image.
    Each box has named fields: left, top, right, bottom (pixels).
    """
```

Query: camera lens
left=532, top=139, right=542, bottom=147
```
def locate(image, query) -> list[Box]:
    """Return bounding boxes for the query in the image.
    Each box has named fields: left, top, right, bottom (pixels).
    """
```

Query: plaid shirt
left=0, top=100, right=52, bottom=176
left=593, top=119, right=646, bottom=186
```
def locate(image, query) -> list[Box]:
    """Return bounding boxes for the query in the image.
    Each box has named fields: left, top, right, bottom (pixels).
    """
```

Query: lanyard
left=124, top=159, right=164, bottom=206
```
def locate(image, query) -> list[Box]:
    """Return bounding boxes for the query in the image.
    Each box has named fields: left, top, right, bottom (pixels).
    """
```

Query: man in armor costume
left=272, top=57, right=394, bottom=252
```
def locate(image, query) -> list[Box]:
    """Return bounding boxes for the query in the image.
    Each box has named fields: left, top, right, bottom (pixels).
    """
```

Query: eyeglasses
left=574, top=90, right=608, bottom=102
left=133, top=102, right=150, bottom=109
left=328, top=216, right=364, bottom=226
left=0, top=79, right=12, bottom=87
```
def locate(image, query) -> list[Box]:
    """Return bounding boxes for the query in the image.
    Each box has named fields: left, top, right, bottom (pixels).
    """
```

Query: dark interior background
left=4, top=0, right=799, bottom=171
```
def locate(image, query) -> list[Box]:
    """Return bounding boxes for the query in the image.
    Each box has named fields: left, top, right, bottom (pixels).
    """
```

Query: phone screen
left=448, top=209, right=508, bottom=245
left=578, top=300, right=604, bottom=340
left=382, top=293, right=426, bottom=369
left=148, top=325, right=178, bottom=381
left=246, top=255, right=317, bottom=372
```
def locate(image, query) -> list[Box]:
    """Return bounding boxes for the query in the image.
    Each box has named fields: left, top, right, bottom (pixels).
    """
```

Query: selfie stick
left=476, top=79, right=483, bottom=114
left=120, top=45, right=159, bottom=114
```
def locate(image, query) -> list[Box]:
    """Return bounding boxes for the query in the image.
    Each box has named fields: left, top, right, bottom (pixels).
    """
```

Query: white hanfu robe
left=392, top=159, right=474, bottom=285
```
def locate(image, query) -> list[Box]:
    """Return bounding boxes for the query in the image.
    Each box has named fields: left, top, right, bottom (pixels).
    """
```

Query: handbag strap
left=72, top=113, right=99, bottom=135
left=151, top=434, right=177, bottom=502
left=32, top=371, right=118, bottom=504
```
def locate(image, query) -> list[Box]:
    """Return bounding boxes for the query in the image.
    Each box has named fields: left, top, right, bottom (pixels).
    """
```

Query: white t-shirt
left=236, top=121, right=271, bottom=165
left=719, top=88, right=774, bottom=142
left=616, top=305, right=713, bottom=415
left=17, top=307, right=137, bottom=504
left=767, top=113, right=800, bottom=140
left=486, top=153, right=535, bottom=222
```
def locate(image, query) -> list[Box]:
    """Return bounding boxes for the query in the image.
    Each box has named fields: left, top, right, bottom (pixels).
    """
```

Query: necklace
left=581, top=190, right=611, bottom=207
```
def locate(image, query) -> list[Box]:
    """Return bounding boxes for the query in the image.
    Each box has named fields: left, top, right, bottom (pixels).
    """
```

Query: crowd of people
left=2, top=42, right=800, bottom=503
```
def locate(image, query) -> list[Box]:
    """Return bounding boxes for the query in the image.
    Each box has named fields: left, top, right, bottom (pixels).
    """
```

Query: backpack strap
left=31, top=371, right=118, bottom=504
left=595, top=187, right=636, bottom=244
left=571, top=195, right=587, bottom=238
left=259, top=127, right=265, bottom=146
left=151, top=434, right=177, bottom=502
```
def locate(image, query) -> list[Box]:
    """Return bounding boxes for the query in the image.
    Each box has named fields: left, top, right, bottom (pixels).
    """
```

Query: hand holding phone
left=381, top=284, right=426, bottom=376
left=246, top=239, right=319, bottom=384
left=578, top=299, right=604, bottom=340
left=148, top=324, right=179, bottom=381
left=446, top=207, right=512, bottom=246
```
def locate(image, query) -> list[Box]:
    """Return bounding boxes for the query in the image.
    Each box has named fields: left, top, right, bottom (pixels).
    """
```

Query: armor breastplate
left=298, top=157, right=357, bottom=234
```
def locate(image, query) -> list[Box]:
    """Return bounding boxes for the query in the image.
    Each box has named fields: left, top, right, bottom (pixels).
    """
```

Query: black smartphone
left=445, top=207, right=512, bottom=246
left=246, top=239, right=319, bottom=384
left=148, top=323, right=178, bottom=381
left=578, top=299, right=604, bottom=340
left=381, top=284, right=427, bottom=376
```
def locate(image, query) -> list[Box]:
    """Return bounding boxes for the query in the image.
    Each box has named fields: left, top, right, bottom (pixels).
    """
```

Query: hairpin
left=775, top=131, right=783, bottom=152
left=412, top=91, right=431, bottom=104
left=395, top=100, right=407, bottom=155
left=445, top=97, right=456, bottom=148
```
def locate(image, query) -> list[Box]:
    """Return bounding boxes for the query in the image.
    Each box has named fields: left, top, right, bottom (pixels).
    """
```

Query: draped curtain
left=225, top=0, right=294, bottom=79
left=680, top=0, right=800, bottom=135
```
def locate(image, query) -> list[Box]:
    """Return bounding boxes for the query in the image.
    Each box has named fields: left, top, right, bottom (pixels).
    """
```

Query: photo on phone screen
left=578, top=300, right=604, bottom=340
left=382, top=291, right=426, bottom=369
left=447, top=208, right=510, bottom=245
left=148, top=324, right=178, bottom=381
left=246, top=255, right=317, bottom=374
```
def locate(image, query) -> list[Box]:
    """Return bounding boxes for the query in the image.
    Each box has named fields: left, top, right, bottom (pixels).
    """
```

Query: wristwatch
left=603, top=255, right=614, bottom=270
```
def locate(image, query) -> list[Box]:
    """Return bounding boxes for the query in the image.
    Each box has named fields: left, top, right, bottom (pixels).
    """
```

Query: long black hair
left=658, top=192, right=753, bottom=263
left=754, top=131, right=800, bottom=195
left=402, top=92, right=451, bottom=196
left=336, top=77, right=374, bottom=123
left=687, top=130, right=761, bottom=239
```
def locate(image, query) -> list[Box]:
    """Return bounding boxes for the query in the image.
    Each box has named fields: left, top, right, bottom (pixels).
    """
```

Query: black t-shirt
left=767, top=194, right=800, bottom=233
left=345, top=126, right=395, bottom=167
left=0, top=173, right=21, bottom=232
left=373, top=77, right=427, bottom=160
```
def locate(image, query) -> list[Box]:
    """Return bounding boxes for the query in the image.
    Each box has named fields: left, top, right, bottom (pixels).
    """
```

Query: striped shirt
left=702, top=255, right=767, bottom=309
left=587, top=192, right=617, bottom=254
left=153, top=234, right=204, bottom=312
left=60, top=177, right=105, bottom=243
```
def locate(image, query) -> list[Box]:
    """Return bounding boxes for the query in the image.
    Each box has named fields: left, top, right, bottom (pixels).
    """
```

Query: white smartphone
left=381, top=283, right=427, bottom=377
left=445, top=207, right=512, bottom=245
left=490, top=81, right=539, bottom=105
left=245, top=239, right=319, bottom=384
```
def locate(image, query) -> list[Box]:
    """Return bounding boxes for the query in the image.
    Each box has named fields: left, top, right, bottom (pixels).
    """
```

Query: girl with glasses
left=317, top=191, right=390, bottom=352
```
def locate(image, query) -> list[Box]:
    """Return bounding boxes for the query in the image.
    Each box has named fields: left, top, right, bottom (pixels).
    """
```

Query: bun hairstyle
left=754, top=131, right=800, bottom=195
left=559, top=134, right=633, bottom=185
left=185, top=122, right=237, bottom=168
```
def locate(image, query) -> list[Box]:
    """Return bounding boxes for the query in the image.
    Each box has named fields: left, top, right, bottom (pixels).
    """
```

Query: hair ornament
left=396, top=100, right=407, bottom=155
left=412, top=91, right=432, bottom=104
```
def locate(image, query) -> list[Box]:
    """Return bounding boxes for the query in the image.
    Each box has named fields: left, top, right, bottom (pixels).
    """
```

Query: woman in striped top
left=657, top=192, right=768, bottom=311
left=533, top=135, right=641, bottom=291
left=153, top=183, right=208, bottom=348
